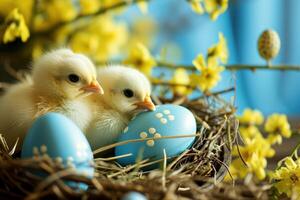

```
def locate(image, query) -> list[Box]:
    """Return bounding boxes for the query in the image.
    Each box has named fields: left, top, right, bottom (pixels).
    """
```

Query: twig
left=93, top=133, right=201, bottom=155
left=156, top=60, right=300, bottom=71
left=152, top=80, right=196, bottom=89
left=162, top=149, right=167, bottom=191
left=34, top=0, right=151, bottom=36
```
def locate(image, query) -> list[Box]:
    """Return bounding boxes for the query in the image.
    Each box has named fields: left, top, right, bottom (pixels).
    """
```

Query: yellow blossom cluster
left=189, top=0, right=228, bottom=21
left=2, top=8, right=30, bottom=44
left=191, top=33, right=228, bottom=93
left=227, top=109, right=292, bottom=181
left=230, top=134, right=275, bottom=180
left=238, top=108, right=264, bottom=126
left=169, top=33, right=227, bottom=95
left=123, top=43, right=156, bottom=77
left=271, top=156, right=300, bottom=198
left=33, top=0, right=77, bottom=32
left=0, top=0, right=33, bottom=23
left=70, top=15, right=128, bottom=63
left=265, top=113, right=292, bottom=138
left=79, top=0, right=101, bottom=15
left=171, top=68, right=193, bottom=96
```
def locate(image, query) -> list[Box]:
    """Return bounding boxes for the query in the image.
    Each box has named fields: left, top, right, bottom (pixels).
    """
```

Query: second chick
left=86, top=66, right=155, bottom=151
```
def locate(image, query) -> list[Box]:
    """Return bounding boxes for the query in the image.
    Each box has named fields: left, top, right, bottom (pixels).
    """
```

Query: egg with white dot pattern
left=115, top=104, right=197, bottom=166
left=21, top=113, right=94, bottom=189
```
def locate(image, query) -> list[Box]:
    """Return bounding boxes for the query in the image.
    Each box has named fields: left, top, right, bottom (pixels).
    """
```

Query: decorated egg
left=115, top=104, right=197, bottom=166
left=258, top=29, right=281, bottom=61
left=122, top=192, right=148, bottom=200
left=21, top=112, right=94, bottom=188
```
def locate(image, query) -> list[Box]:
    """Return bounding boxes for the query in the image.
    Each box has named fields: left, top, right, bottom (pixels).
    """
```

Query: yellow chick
left=0, top=49, right=103, bottom=150
left=86, top=65, right=155, bottom=151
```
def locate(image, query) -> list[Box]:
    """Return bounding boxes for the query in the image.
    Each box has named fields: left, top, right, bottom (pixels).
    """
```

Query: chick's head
left=32, top=49, right=103, bottom=99
left=97, top=66, right=155, bottom=117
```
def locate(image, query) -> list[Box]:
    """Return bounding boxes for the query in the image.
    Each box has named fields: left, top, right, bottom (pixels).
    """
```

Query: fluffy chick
left=0, top=49, right=103, bottom=150
left=86, top=66, right=155, bottom=151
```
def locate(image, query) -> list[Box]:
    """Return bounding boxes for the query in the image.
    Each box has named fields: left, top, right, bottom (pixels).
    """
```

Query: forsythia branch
left=34, top=0, right=151, bottom=35
left=156, top=60, right=300, bottom=72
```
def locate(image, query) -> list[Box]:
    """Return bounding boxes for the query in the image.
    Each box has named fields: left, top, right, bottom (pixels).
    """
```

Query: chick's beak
left=81, top=80, right=104, bottom=94
left=135, top=95, right=156, bottom=111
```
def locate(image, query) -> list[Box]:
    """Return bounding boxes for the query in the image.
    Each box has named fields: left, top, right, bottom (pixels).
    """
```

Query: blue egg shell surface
left=122, top=192, right=148, bottom=200
left=21, top=113, right=94, bottom=178
left=115, top=104, right=197, bottom=165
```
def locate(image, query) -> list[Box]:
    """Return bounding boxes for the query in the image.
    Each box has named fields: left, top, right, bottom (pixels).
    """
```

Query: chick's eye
left=68, top=74, right=80, bottom=83
left=123, top=89, right=134, bottom=98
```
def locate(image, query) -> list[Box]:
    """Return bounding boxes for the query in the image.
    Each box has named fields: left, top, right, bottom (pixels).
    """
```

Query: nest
left=0, top=94, right=239, bottom=200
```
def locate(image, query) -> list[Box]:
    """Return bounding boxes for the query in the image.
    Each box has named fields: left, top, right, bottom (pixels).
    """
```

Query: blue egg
left=21, top=113, right=94, bottom=189
left=122, top=192, right=148, bottom=200
left=115, top=104, right=197, bottom=166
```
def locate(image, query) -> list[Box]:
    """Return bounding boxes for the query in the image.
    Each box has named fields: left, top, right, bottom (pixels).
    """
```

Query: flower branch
left=156, top=60, right=300, bottom=72
left=34, top=0, right=151, bottom=36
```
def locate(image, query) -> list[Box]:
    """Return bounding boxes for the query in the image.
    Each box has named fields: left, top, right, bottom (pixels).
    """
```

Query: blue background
left=123, top=0, right=300, bottom=116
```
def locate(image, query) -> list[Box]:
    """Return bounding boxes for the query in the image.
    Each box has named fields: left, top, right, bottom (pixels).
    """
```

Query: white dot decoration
left=168, top=115, right=175, bottom=121
left=140, top=132, right=148, bottom=138
left=160, top=118, right=167, bottom=124
left=155, top=113, right=163, bottom=118
left=154, top=133, right=161, bottom=138
left=163, top=110, right=171, bottom=115
left=40, top=145, right=47, bottom=153
left=146, top=140, right=155, bottom=147
left=149, top=128, right=156, bottom=134
left=124, top=126, right=129, bottom=133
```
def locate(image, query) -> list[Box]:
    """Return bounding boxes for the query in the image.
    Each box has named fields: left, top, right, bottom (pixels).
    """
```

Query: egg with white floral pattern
left=21, top=113, right=94, bottom=188
left=115, top=104, right=197, bottom=166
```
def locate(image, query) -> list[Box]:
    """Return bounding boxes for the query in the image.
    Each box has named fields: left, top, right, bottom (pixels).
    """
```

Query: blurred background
left=1, top=0, right=300, bottom=117
left=123, top=0, right=300, bottom=117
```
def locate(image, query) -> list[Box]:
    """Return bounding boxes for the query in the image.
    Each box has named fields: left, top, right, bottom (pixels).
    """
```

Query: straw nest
left=0, top=92, right=241, bottom=200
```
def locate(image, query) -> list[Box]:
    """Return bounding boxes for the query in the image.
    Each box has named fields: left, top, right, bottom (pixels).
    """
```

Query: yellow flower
left=137, top=2, right=148, bottom=14
left=239, top=126, right=262, bottom=140
left=192, top=54, right=224, bottom=92
left=207, top=33, right=228, bottom=64
left=266, top=134, right=283, bottom=145
left=233, top=135, right=275, bottom=160
left=127, top=17, right=157, bottom=49
left=80, top=0, right=100, bottom=15
left=230, top=135, right=275, bottom=180
left=123, top=43, right=156, bottom=76
left=171, top=68, right=192, bottom=96
left=70, top=15, right=128, bottom=62
left=229, top=153, right=267, bottom=181
left=271, top=157, right=300, bottom=198
left=0, top=0, right=33, bottom=23
left=204, top=0, right=228, bottom=21
left=189, top=0, right=205, bottom=14
left=265, top=113, right=292, bottom=138
left=2, top=8, right=30, bottom=44
left=238, top=108, right=264, bottom=126
left=34, top=0, right=77, bottom=32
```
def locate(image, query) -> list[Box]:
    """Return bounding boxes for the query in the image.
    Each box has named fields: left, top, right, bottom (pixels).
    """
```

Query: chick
left=86, top=66, right=155, bottom=151
left=0, top=49, right=103, bottom=150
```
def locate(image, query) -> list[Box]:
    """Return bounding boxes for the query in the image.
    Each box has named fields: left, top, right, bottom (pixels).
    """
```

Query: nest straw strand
left=0, top=93, right=268, bottom=200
